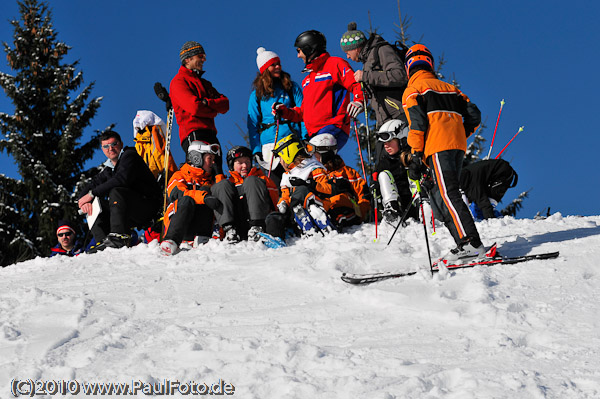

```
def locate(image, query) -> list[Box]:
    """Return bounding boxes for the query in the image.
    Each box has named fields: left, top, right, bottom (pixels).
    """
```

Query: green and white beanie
left=340, top=22, right=367, bottom=52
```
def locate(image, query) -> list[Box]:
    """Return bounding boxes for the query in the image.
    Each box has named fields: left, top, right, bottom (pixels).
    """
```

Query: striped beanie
left=56, top=220, right=76, bottom=236
left=179, top=41, right=205, bottom=63
left=256, top=47, right=280, bottom=74
left=340, top=22, right=367, bottom=52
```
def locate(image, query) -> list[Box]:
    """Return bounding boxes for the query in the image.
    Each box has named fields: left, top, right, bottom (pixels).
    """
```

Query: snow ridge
left=1, top=214, right=599, bottom=398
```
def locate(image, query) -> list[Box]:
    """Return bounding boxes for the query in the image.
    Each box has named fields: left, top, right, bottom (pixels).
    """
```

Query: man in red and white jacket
left=273, top=30, right=364, bottom=150
left=170, top=41, right=229, bottom=172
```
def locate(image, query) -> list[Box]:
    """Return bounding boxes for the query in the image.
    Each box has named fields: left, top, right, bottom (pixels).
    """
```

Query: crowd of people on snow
left=51, top=23, right=519, bottom=261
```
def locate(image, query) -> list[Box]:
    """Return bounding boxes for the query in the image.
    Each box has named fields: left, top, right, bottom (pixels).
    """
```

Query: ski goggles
left=188, top=142, right=221, bottom=156
left=376, top=131, right=398, bottom=142
left=57, top=232, right=73, bottom=238
left=306, top=143, right=337, bottom=154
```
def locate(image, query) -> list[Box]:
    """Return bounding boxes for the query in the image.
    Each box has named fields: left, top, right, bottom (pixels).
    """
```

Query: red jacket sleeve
left=337, top=58, right=364, bottom=103
left=170, top=76, right=218, bottom=119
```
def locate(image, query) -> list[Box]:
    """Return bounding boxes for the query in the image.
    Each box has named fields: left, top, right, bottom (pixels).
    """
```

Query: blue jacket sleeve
left=247, top=90, right=262, bottom=155
left=292, top=82, right=309, bottom=140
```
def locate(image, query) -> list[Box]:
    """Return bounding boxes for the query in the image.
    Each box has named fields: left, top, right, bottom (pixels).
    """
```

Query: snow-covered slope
left=1, top=214, right=599, bottom=398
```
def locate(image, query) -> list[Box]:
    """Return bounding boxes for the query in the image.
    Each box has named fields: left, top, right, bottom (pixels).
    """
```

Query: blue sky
left=1, top=0, right=598, bottom=217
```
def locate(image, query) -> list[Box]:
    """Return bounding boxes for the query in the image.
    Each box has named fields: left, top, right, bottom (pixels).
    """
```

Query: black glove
left=253, top=152, right=264, bottom=164
left=289, top=177, right=310, bottom=187
left=271, top=102, right=284, bottom=117
left=408, top=152, right=425, bottom=181
left=203, top=195, right=223, bottom=213
left=331, top=178, right=353, bottom=195
left=369, top=181, right=380, bottom=194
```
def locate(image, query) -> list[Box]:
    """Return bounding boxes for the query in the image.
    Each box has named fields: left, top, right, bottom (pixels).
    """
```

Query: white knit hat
left=256, top=47, right=280, bottom=74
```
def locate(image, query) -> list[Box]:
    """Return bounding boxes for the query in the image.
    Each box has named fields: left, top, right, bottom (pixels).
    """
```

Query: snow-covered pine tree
left=0, top=0, right=102, bottom=266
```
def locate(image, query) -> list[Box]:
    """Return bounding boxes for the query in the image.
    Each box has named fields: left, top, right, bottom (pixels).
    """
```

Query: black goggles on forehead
left=377, top=131, right=396, bottom=142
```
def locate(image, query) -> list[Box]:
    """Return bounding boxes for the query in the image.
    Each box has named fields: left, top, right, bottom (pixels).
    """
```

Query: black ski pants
left=428, top=150, right=481, bottom=246
left=92, top=187, right=160, bottom=242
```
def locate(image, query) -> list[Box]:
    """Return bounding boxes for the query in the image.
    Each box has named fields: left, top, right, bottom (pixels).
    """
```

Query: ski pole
left=353, top=120, right=368, bottom=181
left=420, top=198, right=434, bottom=276
left=162, top=108, right=173, bottom=221
left=495, top=126, right=524, bottom=159
left=360, top=83, right=373, bottom=166
left=268, top=115, right=281, bottom=179
left=486, top=99, right=505, bottom=159
left=354, top=119, right=377, bottom=239
left=387, top=179, right=421, bottom=246
left=154, top=82, right=173, bottom=240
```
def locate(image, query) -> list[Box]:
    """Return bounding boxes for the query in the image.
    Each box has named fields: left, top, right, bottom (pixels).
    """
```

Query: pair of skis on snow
left=341, top=243, right=560, bottom=285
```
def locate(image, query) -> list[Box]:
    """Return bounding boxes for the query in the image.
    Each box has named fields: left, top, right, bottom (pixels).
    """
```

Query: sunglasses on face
left=102, top=142, right=119, bottom=149
left=57, top=232, right=73, bottom=238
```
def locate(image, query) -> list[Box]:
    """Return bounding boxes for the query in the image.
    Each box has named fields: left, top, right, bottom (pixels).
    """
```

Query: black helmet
left=294, top=30, right=326, bottom=62
left=226, top=145, right=252, bottom=171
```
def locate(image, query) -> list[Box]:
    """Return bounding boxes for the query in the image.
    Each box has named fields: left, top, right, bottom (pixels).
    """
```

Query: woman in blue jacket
left=248, top=47, right=307, bottom=185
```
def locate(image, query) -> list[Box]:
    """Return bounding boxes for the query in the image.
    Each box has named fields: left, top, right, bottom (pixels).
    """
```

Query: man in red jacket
left=272, top=30, right=364, bottom=150
left=170, top=41, right=229, bottom=172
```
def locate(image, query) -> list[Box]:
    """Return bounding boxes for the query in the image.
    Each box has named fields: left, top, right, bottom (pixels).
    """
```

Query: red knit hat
left=256, top=47, right=280, bottom=74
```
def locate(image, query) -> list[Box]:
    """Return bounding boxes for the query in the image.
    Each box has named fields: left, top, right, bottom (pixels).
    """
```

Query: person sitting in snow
left=373, top=119, right=419, bottom=226
left=78, top=130, right=162, bottom=253
left=50, top=220, right=83, bottom=257
left=225, top=145, right=279, bottom=241
left=160, top=141, right=240, bottom=255
left=460, top=158, right=518, bottom=221
left=271, top=135, right=340, bottom=237
left=307, top=133, right=370, bottom=229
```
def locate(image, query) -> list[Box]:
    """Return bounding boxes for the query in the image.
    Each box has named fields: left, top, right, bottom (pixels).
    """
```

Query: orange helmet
left=404, top=44, right=434, bottom=75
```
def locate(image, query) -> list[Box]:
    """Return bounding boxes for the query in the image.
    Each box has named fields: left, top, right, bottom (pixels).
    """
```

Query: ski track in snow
left=1, top=214, right=599, bottom=398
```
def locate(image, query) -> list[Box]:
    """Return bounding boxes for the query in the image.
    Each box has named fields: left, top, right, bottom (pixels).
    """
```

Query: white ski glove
left=277, top=201, right=288, bottom=214
left=346, top=101, right=363, bottom=119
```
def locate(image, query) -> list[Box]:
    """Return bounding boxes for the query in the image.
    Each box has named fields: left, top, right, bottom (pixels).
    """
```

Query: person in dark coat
left=460, top=159, right=518, bottom=220
left=340, top=22, right=408, bottom=129
left=50, top=220, right=83, bottom=257
left=78, top=130, right=161, bottom=252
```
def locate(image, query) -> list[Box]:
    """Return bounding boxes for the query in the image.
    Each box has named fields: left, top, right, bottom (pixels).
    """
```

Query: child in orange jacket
left=307, top=134, right=370, bottom=228
left=272, top=135, right=337, bottom=236
left=225, top=146, right=279, bottom=240
left=160, top=141, right=239, bottom=255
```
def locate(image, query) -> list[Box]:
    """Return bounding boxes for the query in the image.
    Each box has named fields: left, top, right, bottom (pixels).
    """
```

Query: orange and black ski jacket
left=325, top=159, right=370, bottom=219
left=228, top=167, right=279, bottom=207
left=166, top=163, right=226, bottom=206
left=402, top=69, right=481, bottom=163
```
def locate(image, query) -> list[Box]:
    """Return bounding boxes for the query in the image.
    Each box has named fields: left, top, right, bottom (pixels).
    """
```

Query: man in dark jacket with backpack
left=78, top=130, right=161, bottom=252
left=340, top=22, right=408, bottom=129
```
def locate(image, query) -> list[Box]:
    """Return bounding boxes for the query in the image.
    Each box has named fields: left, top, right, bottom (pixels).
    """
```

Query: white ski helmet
left=187, top=140, right=221, bottom=168
left=308, top=133, right=337, bottom=154
left=377, top=119, right=408, bottom=142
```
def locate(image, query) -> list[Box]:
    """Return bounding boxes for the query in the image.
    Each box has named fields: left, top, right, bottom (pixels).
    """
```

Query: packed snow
left=1, top=213, right=599, bottom=398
